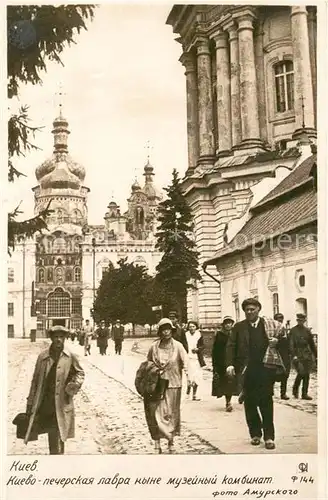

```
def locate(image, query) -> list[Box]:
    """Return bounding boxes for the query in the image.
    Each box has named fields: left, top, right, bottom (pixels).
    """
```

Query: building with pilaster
left=166, top=4, right=317, bottom=327
left=7, top=111, right=162, bottom=338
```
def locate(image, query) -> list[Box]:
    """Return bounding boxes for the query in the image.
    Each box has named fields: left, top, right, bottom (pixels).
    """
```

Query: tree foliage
left=93, top=258, right=156, bottom=327
left=155, top=169, right=201, bottom=320
left=7, top=4, right=95, bottom=252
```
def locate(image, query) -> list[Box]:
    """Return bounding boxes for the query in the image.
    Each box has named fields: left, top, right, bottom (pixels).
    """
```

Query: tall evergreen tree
left=93, top=258, right=154, bottom=330
left=155, top=169, right=201, bottom=320
left=7, top=5, right=95, bottom=253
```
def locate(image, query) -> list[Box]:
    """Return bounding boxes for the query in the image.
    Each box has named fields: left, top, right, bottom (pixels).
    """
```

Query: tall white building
left=166, top=4, right=317, bottom=327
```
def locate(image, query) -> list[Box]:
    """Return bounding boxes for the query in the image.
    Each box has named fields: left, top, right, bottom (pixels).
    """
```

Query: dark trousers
left=115, top=340, right=122, bottom=355
left=293, top=373, right=310, bottom=396
left=99, top=345, right=107, bottom=355
left=244, top=393, right=275, bottom=441
left=280, top=373, right=289, bottom=396
left=48, top=428, right=64, bottom=455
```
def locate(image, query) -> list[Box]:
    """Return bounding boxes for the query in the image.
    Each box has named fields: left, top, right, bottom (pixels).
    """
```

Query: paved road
left=8, top=338, right=317, bottom=455
left=8, top=340, right=219, bottom=455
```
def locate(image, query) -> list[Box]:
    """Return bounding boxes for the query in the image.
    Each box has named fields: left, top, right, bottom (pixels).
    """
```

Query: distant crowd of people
left=20, top=301, right=317, bottom=456
left=69, top=319, right=125, bottom=357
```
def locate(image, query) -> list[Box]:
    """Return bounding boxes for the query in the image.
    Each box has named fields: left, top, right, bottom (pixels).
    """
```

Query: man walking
left=226, top=298, right=285, bottom=450
left=24, top=325, right=84, bottom=454
left=290, top=313, right=317, bottom=400
left=83, top=319, right=93, bottom=356
left=95, top=320, right=110, bottom=355
left=168, top=310, right=188, bottom=352
left=273, top=313, right=291, bottom=400
left=111, top=319, right=124, bottom=355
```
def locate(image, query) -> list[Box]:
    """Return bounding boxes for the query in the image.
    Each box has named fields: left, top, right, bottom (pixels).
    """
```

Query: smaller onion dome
left=131, top=179, right=141, bottom=192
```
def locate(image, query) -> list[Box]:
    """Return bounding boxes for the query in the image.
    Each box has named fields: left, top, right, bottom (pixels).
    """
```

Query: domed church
left=7, top=109, right=162, bottom=338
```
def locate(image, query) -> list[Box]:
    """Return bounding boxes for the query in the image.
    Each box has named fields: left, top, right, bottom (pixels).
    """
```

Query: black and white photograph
left=3, top=2, right=325, bottom=497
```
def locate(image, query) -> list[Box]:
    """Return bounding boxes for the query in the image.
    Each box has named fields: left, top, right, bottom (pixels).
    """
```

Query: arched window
left=47, top=288, right=70, bottom=317
left=47, top=268, right=53, bottom=282
left=53, top=237, right=66, bottom=254
left=232, top=295, right=240, bottom=322
left=65, top=268, right=73, bottom=282
left=55, top=267, right=64, bottom=284
left=47, top=238, right=53, bottom=253
left=274, top=61, right=294, bottom=113
left=74, top=267, right=81, bottom=282
left=272, top=292, right=279, bottom=316
left=38, top=268, right=45, bottom=283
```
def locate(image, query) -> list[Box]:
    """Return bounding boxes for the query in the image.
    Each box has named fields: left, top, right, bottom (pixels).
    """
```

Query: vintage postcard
left=1, top=1, right=327, bottom=499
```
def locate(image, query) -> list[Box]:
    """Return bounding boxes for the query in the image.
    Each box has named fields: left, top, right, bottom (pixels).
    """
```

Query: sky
left=7, top=4, right=188, bottom=224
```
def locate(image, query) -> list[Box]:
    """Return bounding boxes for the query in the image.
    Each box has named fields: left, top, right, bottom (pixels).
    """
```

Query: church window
left=53, top=237, right=66, bottom=254
left=72, top=298, right=82, bottom=315
left=47, top=238, right=53, bottom=253
left=55, top=267, right=64, bottom=284
left=74, top=267, right=81, bottom=282
left=274, top=61, right=294, bottom=113
left=272, top=292, right=279, bottom=316
left=38, top=299, right=46, bottom=315
left=299, top=275, right=305, bottom=287
left=66, top=268, right=73, bottom=282
left=47, top=268, right=53, bottom=282
left=38, top=268, right=45, bottom=283
left=232, top=295, right=240, bottom=322
left=47, top=288, right=70, bottom=317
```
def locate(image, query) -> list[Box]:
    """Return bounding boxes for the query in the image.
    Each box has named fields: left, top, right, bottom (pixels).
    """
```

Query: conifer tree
left=155, top=169, right=201, bottom=320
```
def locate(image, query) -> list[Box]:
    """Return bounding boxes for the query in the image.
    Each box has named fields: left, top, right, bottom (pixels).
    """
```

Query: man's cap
left=116, top=319, right=121, bottom=322
left=241, top=298, right=262, bottom=311
left=274, top=313, right=284, bottom=320
left=222, top=316, right=234, bottom=324
left=48, top=325, right=69, bottom=336
left=157, top=318, right=173, bottom=330
left=296, top=313, right=306, bottom=319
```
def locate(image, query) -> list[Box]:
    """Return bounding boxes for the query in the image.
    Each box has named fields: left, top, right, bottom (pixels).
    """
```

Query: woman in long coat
left=24, top=326, right=85, bottom=454
left=212, top=316, right=238, bottom=412
left=144, top=318, right=190, bottom=454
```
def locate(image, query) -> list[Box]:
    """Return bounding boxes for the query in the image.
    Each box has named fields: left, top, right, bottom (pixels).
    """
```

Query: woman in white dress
left=185, top=321, right=206, bottom=401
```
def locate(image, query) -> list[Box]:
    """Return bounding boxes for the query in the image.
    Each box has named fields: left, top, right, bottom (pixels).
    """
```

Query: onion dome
left=131, top=179, right=141, bottom=192
left=35, top=108, right=85, bottom=188
left=41, top=161, right=80, bottom=190
left=143, top=159, right=159, bottom=199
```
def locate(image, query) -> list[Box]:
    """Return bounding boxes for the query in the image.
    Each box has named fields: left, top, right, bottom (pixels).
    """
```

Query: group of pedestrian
left=211, top=299, right=317, bottom=451
left=140, top=301, right=317, bottom=454
left=20, top=301, right=316, bottom=457
left=74, top=319, right=125, bottom=357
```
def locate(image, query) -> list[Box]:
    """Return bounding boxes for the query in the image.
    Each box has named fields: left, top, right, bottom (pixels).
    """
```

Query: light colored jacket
left=83, top=325, right=93, bottom=347
left=147, top=338, right=189, bottom=388
left=24, top=346, right=84, bottom=444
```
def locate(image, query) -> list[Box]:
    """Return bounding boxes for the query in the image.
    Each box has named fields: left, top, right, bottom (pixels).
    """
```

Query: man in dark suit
left=290, top=313, right=317, bottom=400
left=168, top=310, right=188, bottom=352
left=111, top=319, right=124, bottom=355
left=226, top=298, right=283, bottom=450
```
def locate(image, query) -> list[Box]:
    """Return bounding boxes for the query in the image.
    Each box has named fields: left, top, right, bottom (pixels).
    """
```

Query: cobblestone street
left=8, top=340, right=219, bottom=455
left=8, top=338, right=317, bottom=455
